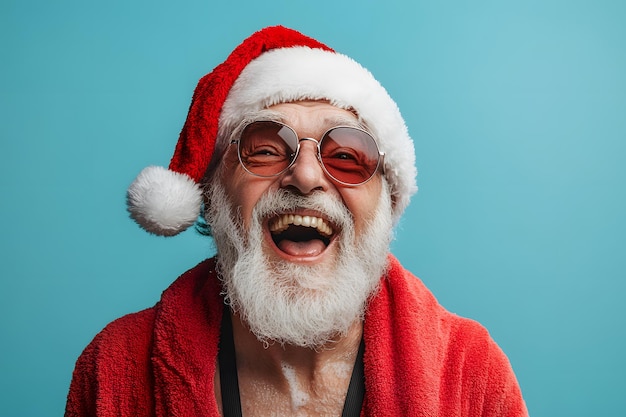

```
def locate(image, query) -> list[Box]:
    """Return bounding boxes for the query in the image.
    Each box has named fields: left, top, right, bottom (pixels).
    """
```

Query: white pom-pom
left=126, top=166, right=203, bottom=236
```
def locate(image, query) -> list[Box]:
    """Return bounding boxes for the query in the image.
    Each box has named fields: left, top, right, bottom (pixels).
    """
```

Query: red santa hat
left=127, top=26, right=417, bottom=236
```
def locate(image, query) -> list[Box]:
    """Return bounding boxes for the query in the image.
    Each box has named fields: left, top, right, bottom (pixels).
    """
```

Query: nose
left=279, top=139, right=329, bottom=195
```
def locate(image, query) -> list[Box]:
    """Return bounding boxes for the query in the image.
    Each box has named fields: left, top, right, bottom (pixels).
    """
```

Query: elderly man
left=66, top=26, right=527, bottom=416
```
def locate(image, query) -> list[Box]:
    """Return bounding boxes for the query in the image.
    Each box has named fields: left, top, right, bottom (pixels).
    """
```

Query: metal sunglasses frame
left=230, top=120, right=385, bottom=187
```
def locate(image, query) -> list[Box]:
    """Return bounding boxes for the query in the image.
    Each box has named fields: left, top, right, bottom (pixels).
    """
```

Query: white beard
left=206, top=182, right=393, bottom=348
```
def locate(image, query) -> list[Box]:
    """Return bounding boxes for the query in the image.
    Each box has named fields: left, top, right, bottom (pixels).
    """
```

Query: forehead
left=265, top=101, right=364, bottom=132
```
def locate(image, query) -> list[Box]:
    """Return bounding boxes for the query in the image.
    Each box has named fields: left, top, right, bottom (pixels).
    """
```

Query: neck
left=232, top=310, right=363, bottom=372
left=227, top=310, right=363, bottom=416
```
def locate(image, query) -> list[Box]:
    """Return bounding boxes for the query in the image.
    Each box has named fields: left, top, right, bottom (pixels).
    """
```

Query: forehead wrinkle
left=232, top=108, right=375, bottom=145
left=247, top=110, right=368, bottom=131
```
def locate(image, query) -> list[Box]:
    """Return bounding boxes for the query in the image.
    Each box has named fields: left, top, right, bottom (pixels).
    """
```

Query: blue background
left=1, top=0, right=625, bottom=415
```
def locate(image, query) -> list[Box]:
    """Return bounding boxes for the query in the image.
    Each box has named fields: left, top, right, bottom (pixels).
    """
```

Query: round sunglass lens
left=239, top=121, right=298, bottom=176
left=320, top=127, right=380, bottom=185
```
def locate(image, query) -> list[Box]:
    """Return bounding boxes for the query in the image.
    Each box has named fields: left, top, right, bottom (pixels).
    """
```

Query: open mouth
left=268, top=214, right=335, bottom=257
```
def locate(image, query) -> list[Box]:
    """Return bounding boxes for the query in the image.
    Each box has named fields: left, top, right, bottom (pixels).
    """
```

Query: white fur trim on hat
left=127, top=166, right=203, bottom=236
left=218, top=47, right=417, bottom=221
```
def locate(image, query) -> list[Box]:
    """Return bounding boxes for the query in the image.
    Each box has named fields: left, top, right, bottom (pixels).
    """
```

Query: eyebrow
left=240, top=109, right=285, bottom=124
left=322, top=115, right=368, bottom=131
left=228, top=110, right=283, bottom=141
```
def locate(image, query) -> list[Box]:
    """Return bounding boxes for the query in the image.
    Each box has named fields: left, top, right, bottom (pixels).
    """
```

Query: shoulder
left=66, top=308, right=158, bottom=416
left=66, top=259, right=221, bottom=416
left=86, top=307, right=157, bottom=359
left=380, top=255, right=528, bottom=416
left=70, top=307, right=158, bottom=393
left=383, top=254, right=511, bottom=360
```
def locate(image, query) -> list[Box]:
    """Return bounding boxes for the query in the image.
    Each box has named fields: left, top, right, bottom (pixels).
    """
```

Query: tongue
left=278, top=239, right=326, bottom=257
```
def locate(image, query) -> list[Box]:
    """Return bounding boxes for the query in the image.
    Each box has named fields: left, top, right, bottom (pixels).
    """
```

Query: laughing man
left=66, top=26, right=528, bottom=417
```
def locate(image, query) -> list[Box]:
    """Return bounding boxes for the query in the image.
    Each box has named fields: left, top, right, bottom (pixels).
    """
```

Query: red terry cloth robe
left=66, top=255, right=528, bottom=416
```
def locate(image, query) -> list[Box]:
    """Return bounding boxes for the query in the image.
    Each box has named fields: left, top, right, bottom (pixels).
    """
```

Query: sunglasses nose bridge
left=298, top=137, right=320, bottom=145
left=278, top=136, right=331, bottom=195
left=288, top=137, right=322, bottom=167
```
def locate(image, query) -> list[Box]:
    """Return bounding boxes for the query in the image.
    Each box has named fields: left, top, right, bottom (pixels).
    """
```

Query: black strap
left=218, top=311, right=243, bottom=417
left=218, top=311, right=365, bottom=417
left=341, top=337, right=366, bottom=417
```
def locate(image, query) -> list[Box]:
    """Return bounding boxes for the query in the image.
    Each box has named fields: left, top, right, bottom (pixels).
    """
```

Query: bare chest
left=239, top=369, right=351, bottom=417
left=215, top=361, right=354, bottom=417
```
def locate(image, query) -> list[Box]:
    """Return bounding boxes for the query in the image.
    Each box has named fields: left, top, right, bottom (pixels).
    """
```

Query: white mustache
left=251, top=189, right=353, bottom=232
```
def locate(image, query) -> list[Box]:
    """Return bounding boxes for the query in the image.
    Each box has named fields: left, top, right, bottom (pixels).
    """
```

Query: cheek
left=342, top=181, right=383, bottom=231
left=222, top=171, right=277, bottom=228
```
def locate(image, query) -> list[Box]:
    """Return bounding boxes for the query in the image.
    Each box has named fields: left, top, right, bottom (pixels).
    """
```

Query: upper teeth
left=269, top=214, right=333, bottom=237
